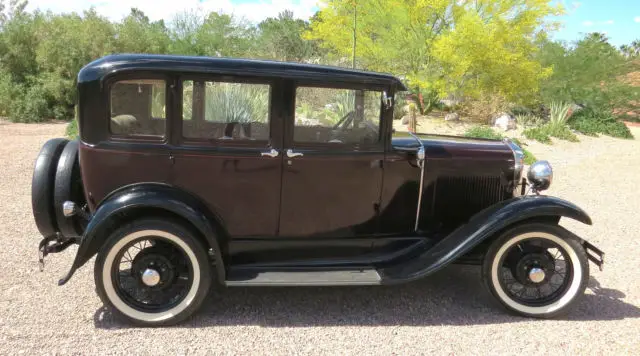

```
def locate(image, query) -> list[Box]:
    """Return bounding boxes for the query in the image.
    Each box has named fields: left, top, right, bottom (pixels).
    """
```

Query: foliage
left=510, top=138, right=537, bottom=165
left=460, top=94, right=510, bottom=123
left=204, top=83, right=269, bottom=123
left=536, top=33, right=640, bottom=112
left=307, top=0, right=558, bottom=103
left=393, top=94, right=408, bottom=121
left=568, top=108, right=633, bottom=139
left=547, top=101, right=571, bottom=130
left=523, top=123, right=578, bottom=144
left=66, top=119, right=78, bottom=138
left=515, top=113, right=546, bottom=127
left=256, top=10, right=323, bottom=61
left=464, top=125, right=504, bottom=140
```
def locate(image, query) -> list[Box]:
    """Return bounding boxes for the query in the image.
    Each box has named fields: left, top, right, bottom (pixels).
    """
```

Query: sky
left=23, top=0, right=640, bottom=47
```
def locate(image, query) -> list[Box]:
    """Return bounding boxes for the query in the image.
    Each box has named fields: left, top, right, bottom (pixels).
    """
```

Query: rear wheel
left=32, top=138, right=69, bottom=237
left=482, top=223, right=589, bottom=318
left=95, top=218, right=212, bottom=326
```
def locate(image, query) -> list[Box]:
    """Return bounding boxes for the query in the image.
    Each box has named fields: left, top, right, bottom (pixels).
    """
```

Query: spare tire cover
left=53, top=140, right=86, bottom=238
left=32, top=138, right=69, bottom=237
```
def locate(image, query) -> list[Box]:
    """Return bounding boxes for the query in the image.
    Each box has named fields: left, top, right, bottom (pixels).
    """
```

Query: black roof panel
left=78, top=54, right=407, bottom=90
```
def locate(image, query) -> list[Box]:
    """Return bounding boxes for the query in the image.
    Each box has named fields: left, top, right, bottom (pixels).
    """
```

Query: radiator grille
left=433, top=176, right=507, bottom=225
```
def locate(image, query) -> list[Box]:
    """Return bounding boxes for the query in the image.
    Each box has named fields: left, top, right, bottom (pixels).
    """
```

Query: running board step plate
left=225, top=268, right=382, bottom=286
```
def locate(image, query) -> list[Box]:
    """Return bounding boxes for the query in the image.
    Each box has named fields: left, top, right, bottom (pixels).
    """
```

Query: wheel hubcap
left=528, top=267, right=545, bottom=283
left=141, top=268, right=161, bottom=286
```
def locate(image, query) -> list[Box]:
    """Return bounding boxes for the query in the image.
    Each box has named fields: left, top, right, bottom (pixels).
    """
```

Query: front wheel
left=482, top=223, right=589, bottom=318
left=95, top=218, right=212, bottom=326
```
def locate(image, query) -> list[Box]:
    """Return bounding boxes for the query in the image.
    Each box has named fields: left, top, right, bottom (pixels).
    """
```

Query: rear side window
left=182, top=80, right=271, bottom=141
left=110, top=79, right=166, bottom=137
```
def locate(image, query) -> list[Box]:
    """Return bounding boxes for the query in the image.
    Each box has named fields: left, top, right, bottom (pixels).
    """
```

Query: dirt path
left=0, top=122, right=639, bottom=354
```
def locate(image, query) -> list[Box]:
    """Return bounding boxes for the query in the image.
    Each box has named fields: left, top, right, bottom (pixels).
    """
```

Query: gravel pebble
left=0, top=121, right=639, bottom=355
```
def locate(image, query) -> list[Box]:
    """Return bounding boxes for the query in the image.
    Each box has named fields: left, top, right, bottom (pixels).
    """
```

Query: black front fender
left=58, top=183, right=226, bottom=285
left=379, top=195, right=591, bottom=284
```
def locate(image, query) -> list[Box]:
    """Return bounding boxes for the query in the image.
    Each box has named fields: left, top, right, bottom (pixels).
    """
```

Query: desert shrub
left=515, top=113, right=546, bottom=127
left=464, top=125, right=504, bottom=140
left=393, top=94, right=407, bottom=121
left=460, top=94, right=510, bottom=124
left=523, top=124, right=578, bottom=144
left=66, top=119, right=78, bottom=138
left=10, top=84, right=52, bottom=123
left=510, top=138, right=537, bottom=165
left=523, top=126, right=551, bottom=143
left=568, top=108, right=633, bottom=139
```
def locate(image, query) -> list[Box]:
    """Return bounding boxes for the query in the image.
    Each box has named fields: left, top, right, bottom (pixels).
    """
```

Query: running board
left=225, top=268, right=382, bottom=286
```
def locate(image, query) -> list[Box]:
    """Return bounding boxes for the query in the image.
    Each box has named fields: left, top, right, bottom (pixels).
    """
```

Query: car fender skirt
left=58, top=183, right=225, bottom=285
left=378, top=195, right=591, bottom=284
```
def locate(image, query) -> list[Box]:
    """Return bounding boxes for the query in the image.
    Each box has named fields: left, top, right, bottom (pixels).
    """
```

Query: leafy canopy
left=307, top=0, right=559, bottom=102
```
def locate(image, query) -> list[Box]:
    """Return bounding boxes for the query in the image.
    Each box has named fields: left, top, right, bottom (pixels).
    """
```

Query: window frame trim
left=290, top=82, right=386, bottom=150
left=105, top=74, right=170, bottom=143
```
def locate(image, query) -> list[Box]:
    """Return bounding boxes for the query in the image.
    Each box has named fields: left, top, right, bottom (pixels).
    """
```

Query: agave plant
left=548, top=101, right=572, bottom=131
left=204, top=83, right=269, bottom=123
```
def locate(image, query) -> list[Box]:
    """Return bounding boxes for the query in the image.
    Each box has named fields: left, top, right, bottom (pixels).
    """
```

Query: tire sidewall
left=95, top=219, right=211, bottom=326
left=482, top=223, right=589, bottom=318
left=32, top=138, right=69, bottom=237
left=53, top=140, right=85, bottom=237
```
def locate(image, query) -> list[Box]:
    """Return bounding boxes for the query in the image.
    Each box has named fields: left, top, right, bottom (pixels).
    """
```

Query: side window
left=294, top=87, right=381, bottom=145
left=110, top=79, right=166, bottom=136
left=182, top=80, right=270, bottom=141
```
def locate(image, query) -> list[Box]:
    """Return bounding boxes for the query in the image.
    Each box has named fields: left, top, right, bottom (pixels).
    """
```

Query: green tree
left=307, top=0, right=558, bottom=103
left=537, top=33, right=639, bottom=110
left=117, top=8, right=170, bottom=54
left=256, top=10, right=322, bottom=62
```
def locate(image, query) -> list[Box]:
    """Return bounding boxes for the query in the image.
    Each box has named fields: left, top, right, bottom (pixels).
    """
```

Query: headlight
left=527, top=160, right=553, bottom=192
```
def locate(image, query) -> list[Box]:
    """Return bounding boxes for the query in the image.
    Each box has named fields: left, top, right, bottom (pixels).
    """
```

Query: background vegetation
left=0, top=0, right=638, bottom=142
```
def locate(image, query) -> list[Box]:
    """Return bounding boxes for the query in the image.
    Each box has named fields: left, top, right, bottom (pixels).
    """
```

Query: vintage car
left=32, top=54, right=604, bottom=326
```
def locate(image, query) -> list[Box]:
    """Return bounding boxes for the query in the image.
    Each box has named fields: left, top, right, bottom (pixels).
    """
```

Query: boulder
left=444, top=112, right=460, bottom=121
left=493, top=112, right=517, bottom=131
left=401, top=116, right=410, bottom=125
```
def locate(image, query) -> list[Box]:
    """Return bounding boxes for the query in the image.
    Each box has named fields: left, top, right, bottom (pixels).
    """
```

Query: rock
left=493, top=112, right=517, bottom=131
left=444, top=113, right=460, bottom=121
left=401, top=116, right=409, bottom=125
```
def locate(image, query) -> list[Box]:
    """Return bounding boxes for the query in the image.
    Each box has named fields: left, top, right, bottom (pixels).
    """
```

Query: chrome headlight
left=527, top=160, right=553, bottom=191
left=504, top=139, right=525, bottom=181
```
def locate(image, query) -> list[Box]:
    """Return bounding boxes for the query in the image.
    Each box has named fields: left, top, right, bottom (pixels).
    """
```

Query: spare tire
left=53, top=140, right=86, bottom=238
left=32, top=138, right=69, bottom=237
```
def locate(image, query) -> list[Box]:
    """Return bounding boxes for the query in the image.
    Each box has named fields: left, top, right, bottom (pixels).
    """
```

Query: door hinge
left=169, top=153, right=175, bottom=164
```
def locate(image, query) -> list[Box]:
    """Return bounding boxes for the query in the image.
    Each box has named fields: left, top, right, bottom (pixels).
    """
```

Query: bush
left=510, top=138, right=537, bottom=165
left=460, top=94, right=510, bottom=124
left=515, top=113, right=545, bottom=128
left=523, top=124, right=579, bottom=143
left=66, top=119, right=78, bottom=138
left=464, top=125, right=504, bottom=140
left=10, top=85, right=52, bottom=123
left=568, top=108, right=633, bottom=139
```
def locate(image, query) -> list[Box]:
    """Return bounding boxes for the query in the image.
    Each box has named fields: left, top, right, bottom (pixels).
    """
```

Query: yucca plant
left=205, top=83, right=269, bottom=123
left=548, top=101, right=571, bottom=132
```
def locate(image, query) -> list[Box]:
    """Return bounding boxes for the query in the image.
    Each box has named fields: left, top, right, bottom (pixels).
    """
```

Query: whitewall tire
left=94, top=218, right=212, bottom=326
left=482, top=223, right=589, bottom=318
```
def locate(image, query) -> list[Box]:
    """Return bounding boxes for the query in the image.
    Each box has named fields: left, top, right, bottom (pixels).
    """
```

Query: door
left=278, top=83, right=386, bottom=238
left=171, top=77, right=283, bottom=238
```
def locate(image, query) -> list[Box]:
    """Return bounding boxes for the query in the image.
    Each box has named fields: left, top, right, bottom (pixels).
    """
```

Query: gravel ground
left=0, top=121, right=639, bottom=355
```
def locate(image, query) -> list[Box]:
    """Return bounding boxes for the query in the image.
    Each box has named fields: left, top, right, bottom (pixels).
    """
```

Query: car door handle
left=286, top=149, right=304, bottom=158
left=260, top=149, right=279, bottom=158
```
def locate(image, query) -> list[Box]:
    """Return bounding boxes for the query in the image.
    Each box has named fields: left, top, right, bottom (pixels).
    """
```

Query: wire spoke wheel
left=112, top=237, right=193, bottom=312
left=498, top=239, right=573, bottom=307
left=483, top=223, right=589, bottom=318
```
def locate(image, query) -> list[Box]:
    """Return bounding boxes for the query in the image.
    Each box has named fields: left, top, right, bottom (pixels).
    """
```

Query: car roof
left=78, top=54, right=407, bottom=91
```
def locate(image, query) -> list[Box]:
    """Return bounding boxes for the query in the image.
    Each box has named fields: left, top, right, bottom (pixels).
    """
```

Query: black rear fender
left=58, top=183, right=226, bottom=285
left=379, top=195, right=592, bottom=283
